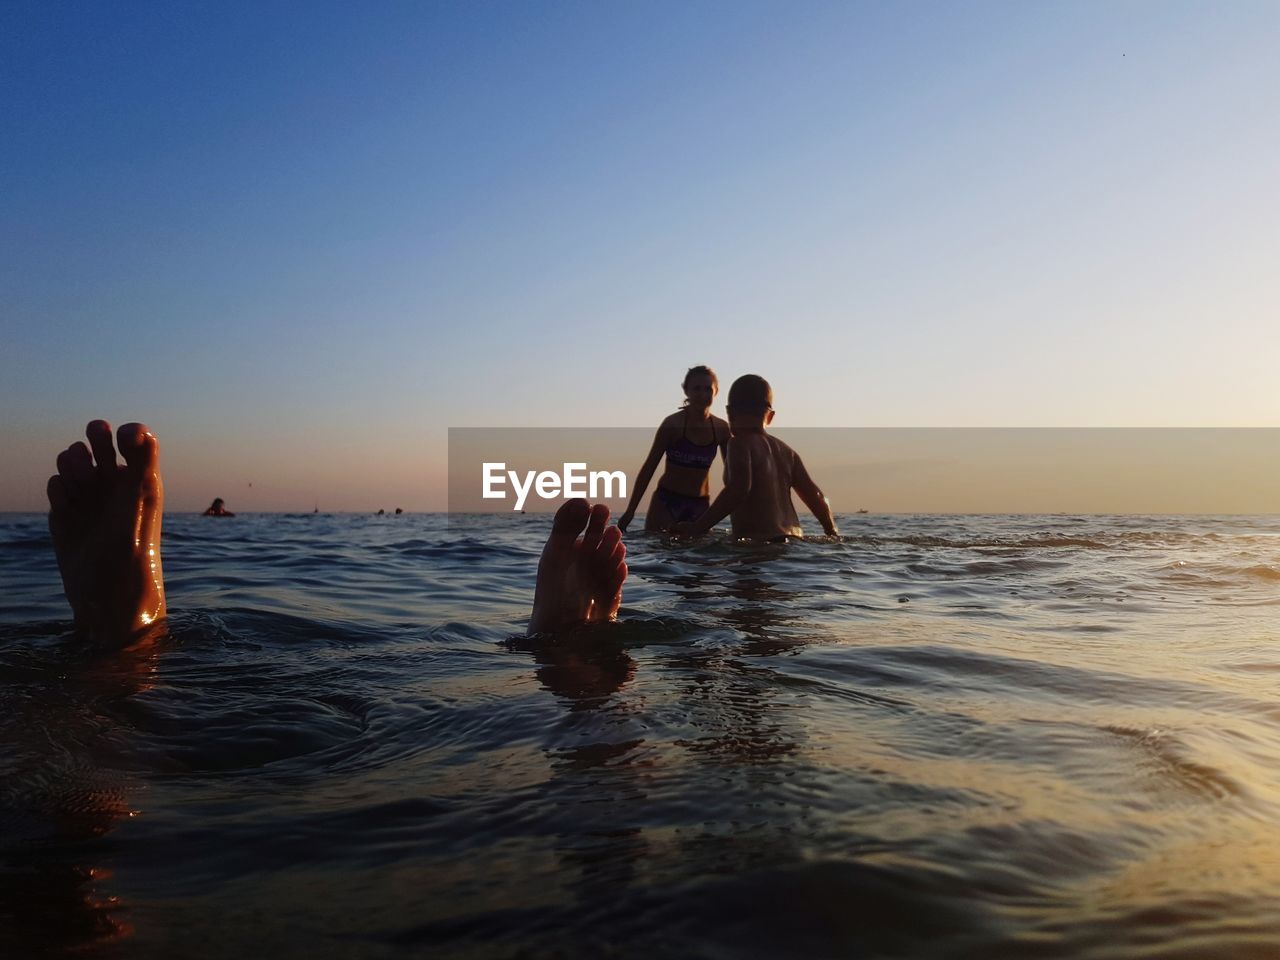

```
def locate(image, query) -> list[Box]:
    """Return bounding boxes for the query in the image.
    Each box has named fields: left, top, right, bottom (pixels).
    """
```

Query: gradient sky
left=3, top=1, right=1277, bottom=511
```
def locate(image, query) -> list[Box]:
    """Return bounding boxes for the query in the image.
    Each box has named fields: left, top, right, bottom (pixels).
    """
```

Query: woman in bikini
left=617, top=366, right=729, bottom=534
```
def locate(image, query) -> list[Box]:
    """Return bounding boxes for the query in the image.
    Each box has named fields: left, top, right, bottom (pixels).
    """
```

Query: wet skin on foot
left=529, top=499, right=628, bottom=634
left=47, top=420, right=166, bottom=644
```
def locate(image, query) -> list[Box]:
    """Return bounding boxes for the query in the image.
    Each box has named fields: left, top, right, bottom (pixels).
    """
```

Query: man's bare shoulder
left=764, top=434, right=799, bottom=460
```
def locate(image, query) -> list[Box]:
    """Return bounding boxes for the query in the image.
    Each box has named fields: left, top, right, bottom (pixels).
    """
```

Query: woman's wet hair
left=680, top=365, right=718, bottom=408
left=682, top=365, right=718, bottom=391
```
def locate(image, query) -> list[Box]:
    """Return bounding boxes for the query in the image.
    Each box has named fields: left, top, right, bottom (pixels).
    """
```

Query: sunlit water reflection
left=2, top=512, right=1279, bottom=957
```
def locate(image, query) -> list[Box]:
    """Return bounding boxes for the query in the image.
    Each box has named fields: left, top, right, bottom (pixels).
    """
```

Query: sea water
left=2, top=511, right=1280, bottom=958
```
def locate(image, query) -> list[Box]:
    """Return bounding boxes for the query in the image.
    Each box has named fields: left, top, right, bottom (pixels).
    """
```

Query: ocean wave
left=4, top=512, right=1280, bottom=958
left=1241, top=564, right=1280, bottom=582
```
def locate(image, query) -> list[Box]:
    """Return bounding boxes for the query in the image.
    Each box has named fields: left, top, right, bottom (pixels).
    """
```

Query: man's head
left=726, top=374, right=774, bottom=427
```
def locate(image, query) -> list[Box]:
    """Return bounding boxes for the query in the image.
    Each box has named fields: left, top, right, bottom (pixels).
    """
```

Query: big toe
left=117, top=423, right=160, bottom=480
left=545, top=498, right=591, bottom=550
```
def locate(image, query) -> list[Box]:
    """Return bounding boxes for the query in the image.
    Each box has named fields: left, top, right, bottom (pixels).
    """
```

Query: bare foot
left=47, top=421, right=166, bottom=645
left=529, top=499, right=627, bottom=634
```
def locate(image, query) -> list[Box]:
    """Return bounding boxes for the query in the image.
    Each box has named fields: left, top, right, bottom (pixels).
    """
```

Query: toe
left=590, top=527, right=626, bottom=622
left=47, top=474, right=69, bottom=512
left=581, top=503, right=609, bottom=553
left=596, top=524, right=623, bottom=562
left=86, top=420, right=117, bottom=481
left=57, top=442, right=94, bottom=498
left=609, top=559, right=627, bottom=595
left=117, top=423, right=160, bottom=482
left=547, top=498, right=591, bottom=546
left=47, top=475, right=71, bottom=545
left=530, top=498, right=593, bottom=634
left=539, top=499, right=591, bottom=574
left=600, top=557, right=627, bottom=619
left=606, top=537, right=626, bottom=587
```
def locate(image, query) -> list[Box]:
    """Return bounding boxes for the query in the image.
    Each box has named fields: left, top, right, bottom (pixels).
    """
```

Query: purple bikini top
left=667, top=416, right=721, bottom=471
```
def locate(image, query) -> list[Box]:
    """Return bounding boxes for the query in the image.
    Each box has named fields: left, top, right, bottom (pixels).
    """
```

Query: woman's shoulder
left=658, top=410, right=686, bottom=429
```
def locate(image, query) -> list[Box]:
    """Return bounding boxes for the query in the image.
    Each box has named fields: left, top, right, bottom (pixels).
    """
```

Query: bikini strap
left=684, top=410, right=719, bottom=446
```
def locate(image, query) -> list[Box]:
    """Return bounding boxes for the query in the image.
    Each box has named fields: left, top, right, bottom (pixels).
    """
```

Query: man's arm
left=682, top=436, right=751, bottom=537
left=791, top=452, right=838, bottom=536
left=617, top=426, right=668, bottom=533
left=717, top=418, right=730, bottom=487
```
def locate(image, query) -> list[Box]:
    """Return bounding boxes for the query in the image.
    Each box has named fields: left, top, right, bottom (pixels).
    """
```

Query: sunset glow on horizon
left=3, top=2, right=1277, bottom=512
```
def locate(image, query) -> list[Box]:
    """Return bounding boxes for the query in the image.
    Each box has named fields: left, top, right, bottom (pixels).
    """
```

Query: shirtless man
left=47, top=420, right=623, bottom=643
left=676, top=375, right=838, bottom=540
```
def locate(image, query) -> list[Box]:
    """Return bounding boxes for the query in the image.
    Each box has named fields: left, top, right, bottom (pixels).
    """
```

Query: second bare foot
left=529, top=499, right=627, bottom=634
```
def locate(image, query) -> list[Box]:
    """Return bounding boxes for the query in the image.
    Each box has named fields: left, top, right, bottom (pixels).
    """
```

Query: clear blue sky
left=2, top=1, right=1276, bottom=510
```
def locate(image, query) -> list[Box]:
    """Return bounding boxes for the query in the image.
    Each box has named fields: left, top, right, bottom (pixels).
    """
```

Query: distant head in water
left=681, top=365, right=718, bottom=413
left=203, top=498, right=234, bottom=517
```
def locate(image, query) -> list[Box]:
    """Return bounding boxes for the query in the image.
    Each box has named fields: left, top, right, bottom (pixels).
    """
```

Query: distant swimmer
left=376, top=509, right=385, bottom=515
left=617, top=365, right=729, bottom=534
left=675, top=375, right=838, bottom=541
left=395, top=507, right=403, bottom=515
left=203, top=497, right=235, bottom=517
